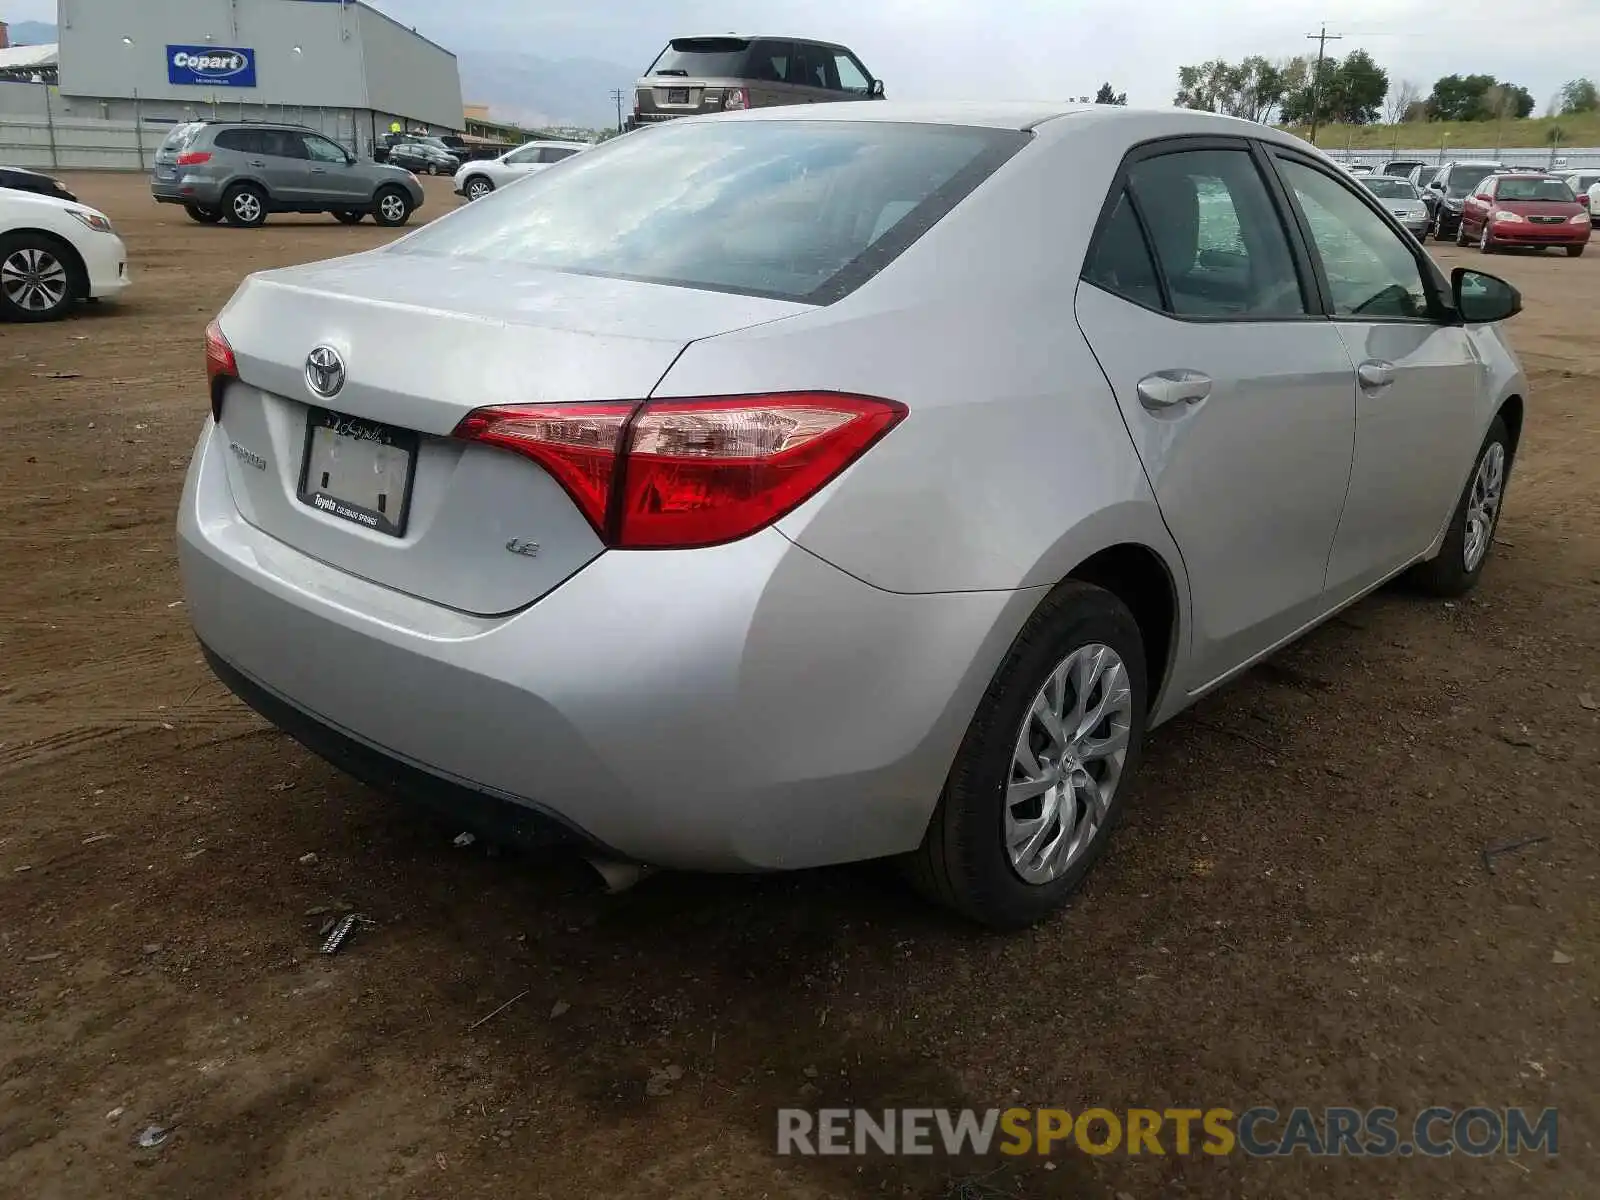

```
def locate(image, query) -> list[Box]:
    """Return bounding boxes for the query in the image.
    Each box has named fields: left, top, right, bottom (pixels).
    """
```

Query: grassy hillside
left=1281, top=111, right=1600, bottom=154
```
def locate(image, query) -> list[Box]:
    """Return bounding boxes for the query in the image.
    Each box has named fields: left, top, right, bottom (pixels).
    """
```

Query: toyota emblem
left=305, top=346, right=346, bottom=398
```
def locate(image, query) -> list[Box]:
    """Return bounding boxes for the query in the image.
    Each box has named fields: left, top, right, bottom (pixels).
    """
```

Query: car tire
left=0, top=231, right=83, bottom=323
left=465, top=176, right=494, bottom=201
left=1408, top=416, right=1511, bottom=598
left=372, top=186, right=413, bottom=228
left=223, top=184, right=268, bottom=228
left=333, top=211, right=364, bottom=225
left=184, top=204, right=222, bottom=225
left=1431, top=211, right=1445, bottom=240
left=905, top=581, right=1148, bottom=930
left=1455, top=221, right=1470, bottom=247
left=1568, top=244, right=1586, bottom=258
left=1479, top=223, right=1496, bottom=254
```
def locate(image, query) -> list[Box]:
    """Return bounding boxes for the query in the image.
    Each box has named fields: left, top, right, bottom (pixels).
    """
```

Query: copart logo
left=171, top=50, right=249, bottom=77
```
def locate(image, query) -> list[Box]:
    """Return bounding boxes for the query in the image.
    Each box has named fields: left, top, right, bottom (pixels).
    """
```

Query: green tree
left=1426, top=73, right=1497, bottom=121
left=1328, top=50, right=1388, bottom=124
left=1560, top=78, right=1599, bottom=115
left=1094, top=82, right=1127, bottom=106
left=1174, top=60, right=1235, bottom=112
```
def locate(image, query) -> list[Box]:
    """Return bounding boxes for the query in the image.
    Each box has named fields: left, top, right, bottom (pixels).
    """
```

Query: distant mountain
left=6, top=20, right=58, bottom=45
left=457, top=50, right=641, bottom=130
left=0, top=18, right=633, bottom=129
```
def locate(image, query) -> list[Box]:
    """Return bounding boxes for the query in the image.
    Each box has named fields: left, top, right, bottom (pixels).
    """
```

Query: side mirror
left=345, top=153, right=356, bottom=166
left=1428, top=181, right=1445, bottom=191
left=869, top=78, right=886, bottom=98
left=1452, top=267, right=1521, bottom=324
left=1473, top=192, right=1493, bottom=203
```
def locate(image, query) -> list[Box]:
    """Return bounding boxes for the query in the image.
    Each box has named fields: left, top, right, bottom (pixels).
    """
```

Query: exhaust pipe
left=586, top=857, right=653, bottom=893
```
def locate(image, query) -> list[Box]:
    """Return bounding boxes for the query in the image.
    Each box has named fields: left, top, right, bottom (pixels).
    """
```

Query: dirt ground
left=1, top=173, right=1596, bottom=1200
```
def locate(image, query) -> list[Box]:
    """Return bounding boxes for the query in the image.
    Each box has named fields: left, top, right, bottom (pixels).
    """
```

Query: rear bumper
left=177, top=418, right=1037, bottom=872
left=151, top=176, right=224, bottom=207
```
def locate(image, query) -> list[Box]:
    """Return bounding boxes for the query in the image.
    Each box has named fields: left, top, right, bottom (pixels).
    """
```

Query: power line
left=609, top=88, right=626, bottom=134
left=1305, top=24, right=1343, bottom=145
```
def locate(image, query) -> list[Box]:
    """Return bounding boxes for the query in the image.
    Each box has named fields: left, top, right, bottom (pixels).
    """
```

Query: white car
left=1563, top=172, right=1600, bottom=226
left=0, top=188, right=128, bottom=322
left=452, top=140, right=590, bottom=201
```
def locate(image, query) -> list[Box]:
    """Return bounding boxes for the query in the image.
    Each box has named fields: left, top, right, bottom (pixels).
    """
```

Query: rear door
left=1267, top=149, right=1484, bottom=600
left=1074, top=138, right=1358, bottom=689
left=254, top=128, right=313, bottom=202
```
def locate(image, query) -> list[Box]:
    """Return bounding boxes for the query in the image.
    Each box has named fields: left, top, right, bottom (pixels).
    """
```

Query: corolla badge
left=305, top=346, right=346, bottom=398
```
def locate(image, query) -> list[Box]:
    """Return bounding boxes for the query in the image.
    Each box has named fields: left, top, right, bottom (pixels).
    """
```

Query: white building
left=47, top=0, right=463, bottom=154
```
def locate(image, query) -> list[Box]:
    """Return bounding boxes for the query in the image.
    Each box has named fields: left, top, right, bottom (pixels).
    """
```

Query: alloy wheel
left=233, top=192, right=262, bottom=223
left=1463, top=442, right=1505, bottom=572
left=1004, top=643, right=1134, bottom=885
left=380, top=194, right=406, bottom=222
left=1, top=246, right=69, bottom=314
left=468, top=179, right=490, bottom=200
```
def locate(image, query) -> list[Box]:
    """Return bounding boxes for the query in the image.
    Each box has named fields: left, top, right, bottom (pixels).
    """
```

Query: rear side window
left=213, top=128, right=261, bottom=154
left=1122, top=148, right=1307, bottom=318
left=1082, top=191, right=1163, bottom=310
left=648, top=37, right=752, bottom=78
left=393, top=119, right=1030, bottom=304
left=158, top=123, right=202, bottom=155
left=540, top=147, right=579, bottom=163
left=747, top=41, right=793, bottom=83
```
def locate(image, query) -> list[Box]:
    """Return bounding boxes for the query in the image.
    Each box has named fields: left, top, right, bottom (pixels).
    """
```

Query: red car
left=1459, top=173, right=1591, bottom=256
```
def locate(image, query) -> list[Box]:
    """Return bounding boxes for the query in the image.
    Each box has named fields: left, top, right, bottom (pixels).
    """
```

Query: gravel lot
left=1, top=172, right=1596, bottom=1199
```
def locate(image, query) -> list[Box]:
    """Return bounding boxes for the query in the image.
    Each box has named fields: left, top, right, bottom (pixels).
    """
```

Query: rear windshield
left=1364, top=178, right=1417, bottom=199
left=648, top=37, right=752, bottom=77
left=392, top=119, right=1029, bottom=304
left=157, top=122, right=202, bottom=156
left=1497, top=177, right=1576, bottom=202
left=1444, top=166, right=1497, bottom=196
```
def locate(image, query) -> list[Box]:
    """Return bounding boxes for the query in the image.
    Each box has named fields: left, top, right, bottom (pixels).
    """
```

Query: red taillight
left=724, top=88, right=750, bottom=111
left=453, top=393, right=906, bottom=549
left=205, top=319, right=237, bottom=420
left=176, top=150, right=213, bottom=166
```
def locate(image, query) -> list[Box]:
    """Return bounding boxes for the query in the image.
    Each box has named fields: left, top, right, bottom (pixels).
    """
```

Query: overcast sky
left=10, top=0, right=1599, bottom=112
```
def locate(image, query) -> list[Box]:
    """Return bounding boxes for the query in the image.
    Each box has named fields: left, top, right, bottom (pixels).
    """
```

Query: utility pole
left=609, top=88, right=626, bottom=134
left=1305, top=24, right=1342, bottom=146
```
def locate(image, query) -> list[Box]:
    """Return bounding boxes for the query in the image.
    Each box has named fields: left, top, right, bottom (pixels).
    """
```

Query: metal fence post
left=42, top=83, right=59, bottom=170
left=133, top=89, right=145, bottom=170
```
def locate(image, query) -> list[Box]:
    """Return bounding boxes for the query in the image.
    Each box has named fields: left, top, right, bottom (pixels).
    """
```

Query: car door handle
left=1136, top=369, right=1212, bottom=411
left=247, top=159, right=265, bottom=167
left=1357, top=360, right=1396, bottom=392
left=310, top=167, right=327, bottom=174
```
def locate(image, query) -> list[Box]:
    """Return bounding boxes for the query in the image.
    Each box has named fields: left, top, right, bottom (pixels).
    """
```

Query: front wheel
left=372, top=187, right=413, bottom=228
left=1408, top=416, right=1511, bottom=598
left=1479, top=223, right=1496, bottom=254
left=0, top=233, right=80, bottom=322
left=905, top=581, right=1148, bottom=929
left=1568, top=244, right=1586, bottom=258
left=465, top=176, right=494, bottom=201
left=1455, top=220, right=1470, bottom=247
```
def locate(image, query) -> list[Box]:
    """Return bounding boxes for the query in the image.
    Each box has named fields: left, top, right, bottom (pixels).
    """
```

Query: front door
left=252, top=128, right=314, bottom=203
left=1269, top=152, right=1484, bottom=600
left=298, top=133, right=363, bottom=206
left=1074, top=140, right=1358, bottom=689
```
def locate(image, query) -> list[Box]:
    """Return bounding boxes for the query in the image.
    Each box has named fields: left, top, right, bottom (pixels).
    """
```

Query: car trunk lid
left=212, top=251, right=808, bottom=615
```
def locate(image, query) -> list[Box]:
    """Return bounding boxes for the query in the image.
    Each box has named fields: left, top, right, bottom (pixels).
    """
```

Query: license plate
left=296, top=408, right=418, bottom=538
left=667, top=88, right=690, bottom=104
left=155, top=165, right=175, bottom=180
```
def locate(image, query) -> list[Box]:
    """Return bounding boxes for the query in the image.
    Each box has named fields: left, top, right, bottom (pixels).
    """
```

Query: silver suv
left=627, top=35, right=883, bottom=129
left=151, top=121, right=426, bottom=229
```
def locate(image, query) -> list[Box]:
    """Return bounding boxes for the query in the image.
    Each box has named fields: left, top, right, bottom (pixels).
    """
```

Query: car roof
left=672, top=34, right=853, bottom=50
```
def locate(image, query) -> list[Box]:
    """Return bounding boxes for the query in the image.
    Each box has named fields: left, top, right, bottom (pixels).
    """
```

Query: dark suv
left=1417, top=161, right=1504, bottom=241
left=628, top=35, right=883, bottom=129
left=152, top=121, right=425, bottom=228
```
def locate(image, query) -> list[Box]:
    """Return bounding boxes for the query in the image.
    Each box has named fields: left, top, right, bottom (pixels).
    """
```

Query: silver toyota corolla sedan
left=179, top=102, right=1527, bottom=928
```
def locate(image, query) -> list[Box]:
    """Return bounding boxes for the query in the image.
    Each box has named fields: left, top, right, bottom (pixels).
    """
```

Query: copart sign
left=167, top=45, right=258, bottom=87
